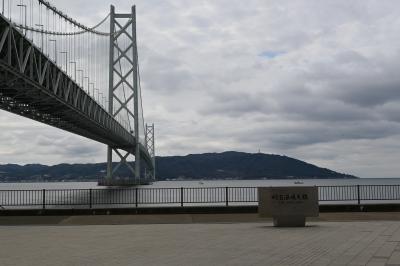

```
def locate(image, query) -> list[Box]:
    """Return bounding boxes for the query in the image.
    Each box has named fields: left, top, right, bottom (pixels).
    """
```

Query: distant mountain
left=156, top=151, right=356, bottom=180
left=0, top=151, right=356, bottom=182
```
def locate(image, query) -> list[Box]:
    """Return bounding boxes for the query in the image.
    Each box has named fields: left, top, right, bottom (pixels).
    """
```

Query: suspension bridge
left=0, top=1, right=155, bottom=185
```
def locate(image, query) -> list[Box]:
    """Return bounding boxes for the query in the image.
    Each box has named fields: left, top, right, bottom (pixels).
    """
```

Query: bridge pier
left=107, top=146, right=112, bottom=179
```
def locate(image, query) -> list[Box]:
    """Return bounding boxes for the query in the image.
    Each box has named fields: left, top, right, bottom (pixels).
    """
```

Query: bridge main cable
left=37, top=0, right=110, bottom=35
left=9, top=0, right=128, bottom=36
left=13, top=13, right=110, bottom=36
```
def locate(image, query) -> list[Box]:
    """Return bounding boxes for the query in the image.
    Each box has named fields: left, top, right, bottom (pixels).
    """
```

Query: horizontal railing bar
left=0, top=185, right=399, bottom=208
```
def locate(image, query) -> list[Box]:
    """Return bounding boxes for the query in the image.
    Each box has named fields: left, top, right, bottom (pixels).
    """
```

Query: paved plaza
left=1, top=217, right=400, bottom=265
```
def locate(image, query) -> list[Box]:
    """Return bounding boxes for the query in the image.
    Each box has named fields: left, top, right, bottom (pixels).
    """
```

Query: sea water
left=0, top=178, right=400, bottom=189
left=1, top=178, right=400, bottom=209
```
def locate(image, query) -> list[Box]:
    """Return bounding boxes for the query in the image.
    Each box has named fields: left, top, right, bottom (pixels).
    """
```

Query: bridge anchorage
left=0, top=2, right=155, bottom=186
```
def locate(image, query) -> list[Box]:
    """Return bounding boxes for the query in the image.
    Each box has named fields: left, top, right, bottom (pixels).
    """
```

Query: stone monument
left=258, top=186, right=319, bottom=227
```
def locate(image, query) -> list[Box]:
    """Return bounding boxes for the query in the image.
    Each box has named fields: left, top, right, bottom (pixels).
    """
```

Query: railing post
left=357, top=185, right=360, bottom=205
left=42, top=189, right=46, bottom=209
left=135, top=187, right=138, bottom=208
left=180, top=187, right=184, bottom=207
left=225, top=187, right=229, bottom=207
left=89, top=189, right=92, bottom=209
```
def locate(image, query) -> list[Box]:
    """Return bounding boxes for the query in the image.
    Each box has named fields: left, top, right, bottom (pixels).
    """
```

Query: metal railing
left=1, top=185, right=400, bottom=209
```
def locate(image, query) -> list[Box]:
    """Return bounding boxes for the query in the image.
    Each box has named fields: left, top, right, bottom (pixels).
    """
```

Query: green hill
left=0, top=151, right=356, bottom=182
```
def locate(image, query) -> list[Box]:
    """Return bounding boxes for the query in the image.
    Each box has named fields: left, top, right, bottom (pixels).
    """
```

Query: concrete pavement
left=1, top=219, right=400, bottom=265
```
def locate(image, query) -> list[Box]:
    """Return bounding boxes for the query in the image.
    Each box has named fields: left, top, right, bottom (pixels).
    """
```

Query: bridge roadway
left=0, top=14, right=153, bottom=167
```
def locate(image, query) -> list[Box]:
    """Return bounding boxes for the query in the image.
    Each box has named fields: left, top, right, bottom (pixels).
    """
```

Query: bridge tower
left=106, top=5, right=142, bottom=183
left=145, top=123, right=156, bottom=179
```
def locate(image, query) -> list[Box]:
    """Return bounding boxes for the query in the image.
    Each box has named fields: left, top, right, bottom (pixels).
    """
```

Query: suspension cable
left=12, top=1, right=130, bottom=36
left=37, top=0, right=110, bottom=35
left=137, top=51, right=146, bottom=138
left=13, top=13, right=111, bottom=36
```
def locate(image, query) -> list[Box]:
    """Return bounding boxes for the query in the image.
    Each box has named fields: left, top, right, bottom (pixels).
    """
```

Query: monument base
left=98, top=179, right=152, bottom=186
left=273, top=216, right=306, bottom=227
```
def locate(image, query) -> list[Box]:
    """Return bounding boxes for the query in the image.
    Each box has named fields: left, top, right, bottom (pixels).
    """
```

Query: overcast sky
left=1, top=0, right=400, bottom=178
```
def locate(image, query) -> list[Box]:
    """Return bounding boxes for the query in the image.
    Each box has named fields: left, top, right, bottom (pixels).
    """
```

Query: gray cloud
left=1, top=0, right=400, bottom=177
